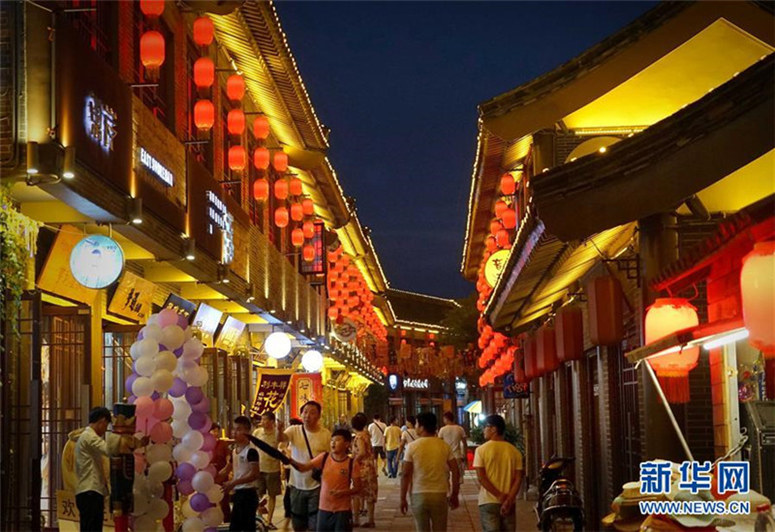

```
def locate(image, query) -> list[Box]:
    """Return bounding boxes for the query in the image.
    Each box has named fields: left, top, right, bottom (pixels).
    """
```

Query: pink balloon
left=140, top=416, right=159, bottom=434
left=153, top=398, right=174, bottom=420
left=157, top=308, right=179, bottom=328
left=134, top=396, right=154, bottom=417
left=134, top=453, right=146, bottom=474
left=203, top=465, right=217, bottom=478
left=200, top=433, right=216, bottom=452
left=191, top=397, right=210, bottom=413
left=178, top=479, right=194, bottom=495
left=150, top=421, right=173, bottom=444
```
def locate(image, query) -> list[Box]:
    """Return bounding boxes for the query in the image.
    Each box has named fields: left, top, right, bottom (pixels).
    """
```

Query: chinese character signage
left=85, top=93, right=117, bottom=152
left=57, top=490, right=111, bottom=525
left=290, top=373, right=323, bottom=416
left=37, top=225, right=99, bottom=305
left=69, top=234, right=125, bottom=289
left=108, top=271, right=156, bottom=322
left=206, top=190, right=234, bottom=264
left=404, top=378, right=429, bottom=390
left=484, top=249, right=510, bottom=288
left=250, top=369, right=294, bottom=418
left=191, top=302, right=223, bottom=347
left=332, top=318, right=358, bottom=343
left=503, top=373, right=529, bottom=399
left=163, top=293, right=197, bottom=322
left=215, top=316, right=246, bottom=351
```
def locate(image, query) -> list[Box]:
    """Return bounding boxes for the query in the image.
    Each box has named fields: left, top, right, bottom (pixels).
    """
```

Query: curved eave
left=532, top=54, right=775, bottom=242
left=480, top=1, right=774, bottom=141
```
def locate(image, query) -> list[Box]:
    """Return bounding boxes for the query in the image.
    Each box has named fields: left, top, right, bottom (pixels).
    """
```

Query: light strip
left=703, top=329, right=749, bottom=351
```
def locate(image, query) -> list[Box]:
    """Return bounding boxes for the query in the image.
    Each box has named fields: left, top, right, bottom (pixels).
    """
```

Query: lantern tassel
left=658, top=375, right=690, bottom=404
left=766, top=358, right=775, bottom=400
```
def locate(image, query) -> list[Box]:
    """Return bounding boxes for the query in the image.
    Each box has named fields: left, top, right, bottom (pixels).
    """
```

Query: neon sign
left=139, top=147, right=173, bottom=187
left=206, top=190, right=234, bottom=264
left=84, top=93, right=117, bottom=152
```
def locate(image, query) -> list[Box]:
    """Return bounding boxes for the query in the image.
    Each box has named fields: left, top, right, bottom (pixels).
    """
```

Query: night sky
left=275, top=1, right=657, bottom=299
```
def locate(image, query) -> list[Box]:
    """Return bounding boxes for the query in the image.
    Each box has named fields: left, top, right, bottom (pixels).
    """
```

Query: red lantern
left=501, top=208, right=517, bottom=230
left=226, top=75, right=245, bottom=102
left=194, top=100, right=215, bottom=131
left=302, top=221, right=315, bottom=239
left=302, top=198, right=315, bottom=216
left=536, top=325, right=559, bottom=374
left=555, top=305, right=583, bottom=362
left=587, top=276, right=624, bottom=345
left=253, top=115, right=270, bottom=140
left=494, top=200, right=508, bottom=219
left=253, top=178, right=269, bottom=201
left=227, top=109, right=245, bottom=136
left=274, top=179, right=288, bottom=200
left=140, top=31, right=165, bottom=69
left=741, top=242, right=775, bottom=397
left=228, top=145, right=246, bottom=171
left=193, top=57, right=215, bottom=89
left=485, top=236, right=497, bottom=253
left=495, top=229, right=510, bottom=248
left=274, top=207, right=289, bottom=228
left=513, top=347, right=527, bottom=384
left=290, top=176, right=303, bottom=196
left=489, top=219, right=503, bottom=236
left=328, top=307, right=340, bottom=320
left=523, top=334, right=537, bottom=381
left=140, top=0, right=164, bottom=17
left=290, top=202, right=303, bottom=222
left=291, top=228, right=304, bottom=247
left=193, top=16, right=215, bottom=47
left=500, top=173, right=516, bottom=195
left=303, top=244, right=315, bottom=263
left=273, top=151, right=289, bottom=172
left=645, top=298, right=699, bottom=404
left=253, top=147, right=270, bottom=170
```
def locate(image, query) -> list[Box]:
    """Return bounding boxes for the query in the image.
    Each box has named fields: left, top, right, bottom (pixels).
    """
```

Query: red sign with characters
left=290, top=373, right=323, bottom=417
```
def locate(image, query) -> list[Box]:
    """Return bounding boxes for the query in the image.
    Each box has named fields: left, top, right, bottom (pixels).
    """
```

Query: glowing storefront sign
left=84, top=93, right=117, bottom=152
left=404, top=378, right=429, bottom=390
left=206, top=190, right=234, bottom=264
left=69, top=234, right=124, bottom=289
left=139, top=147, right=173, bottom=187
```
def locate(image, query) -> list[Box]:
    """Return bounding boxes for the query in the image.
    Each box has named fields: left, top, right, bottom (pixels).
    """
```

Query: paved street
left=270, top=470, right=535, bottom=531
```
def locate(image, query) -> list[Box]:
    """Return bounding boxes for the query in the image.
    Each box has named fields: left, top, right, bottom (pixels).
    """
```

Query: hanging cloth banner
left=250, top=369, right=294, bottom=418
left=290, top=373, right=323, bottom=417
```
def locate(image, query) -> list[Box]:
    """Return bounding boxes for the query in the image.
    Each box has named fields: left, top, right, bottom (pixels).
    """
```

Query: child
left=289, top=429, right=362, bottom=532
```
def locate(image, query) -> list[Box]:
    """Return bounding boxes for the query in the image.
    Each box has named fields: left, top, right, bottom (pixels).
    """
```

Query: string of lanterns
left=139, top=0, right=166, bottom=80
left=192, top=15, right=215, bottom=132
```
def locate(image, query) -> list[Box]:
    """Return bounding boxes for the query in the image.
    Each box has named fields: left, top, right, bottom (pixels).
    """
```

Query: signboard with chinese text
left=250, top=369, right=293, bottom=418
left=37, top=225, right=98, bottom=305
left=215, top=316, right=246, bottom=351
left=191, top=303, right=223, bottom=346
left=69, top=234, right=124, bottom=289
left=56, top=490, right=112, bottom=525
left=484, top=249, right=510, bottom=288
left=163, top=293, right=197, bottom=321
left=503, top=373, right=529, bottom=399
left=108, top=271, right=156, bottom=322
left=332, top=318, right=357, bottom=343
left=290, top=373, right=323, bottom=416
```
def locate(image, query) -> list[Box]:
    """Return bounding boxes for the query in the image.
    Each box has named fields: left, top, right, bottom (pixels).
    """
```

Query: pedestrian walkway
left=270, top=470, right=535, bottom=531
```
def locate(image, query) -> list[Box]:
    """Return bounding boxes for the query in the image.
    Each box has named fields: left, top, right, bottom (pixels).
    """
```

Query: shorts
left=317, top=509, right=352, bottom=532
left=257, top=471, right=282, bottom=497
left=289, top=485, right=321, bottom=531
left=373, top=446, right=386, bottom=459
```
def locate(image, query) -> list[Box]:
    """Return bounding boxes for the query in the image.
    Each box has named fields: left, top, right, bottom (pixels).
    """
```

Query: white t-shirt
left=438, top=424, right=467, bottom=459
left=473, top=440, right=523, bottom=505
left=232, top=443, right=260, bottom=490
left=253, top=427, right=281, bottom=473
left=75, top=426, right=108, bottom=495
left=401, top=428, right=418, bottom=446
left=368, top=421, right=387, bottom=447
left=403, top=436, right=455, bottom=494
left=284, top=424, right=331, bottom=490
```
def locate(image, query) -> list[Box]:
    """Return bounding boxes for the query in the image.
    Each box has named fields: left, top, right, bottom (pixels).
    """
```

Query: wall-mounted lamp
left=129, top=197, right=143, bottom=225
left=26, top=141, right=39, bottom=175
left=62, top=146, right=76, bottom=179
left=184, top=238, right=196, bottom=261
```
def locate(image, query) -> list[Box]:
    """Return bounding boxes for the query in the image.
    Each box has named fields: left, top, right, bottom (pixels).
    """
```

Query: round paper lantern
left=645, top=298, right=699, bottom=404
left=140, top=0, right=164, bottom=17
left=252, top=178, right=269, bottom=201
left=301, top=350, right=323, bottom=372
left=489, top=219, right=503, bottom=236
left=327, top=307, right=340, bottom=320
left=251, top=147, right=270, bottom=171
left=273, top=151, right=289, bottom=172
left=253, top=115, right=270, bottom=140
left=274, top=179, right=289, bottom=200
left=291, top=228, right=304, bottom=248
left=194, top=100, right=215, bottom=131
left=302, top=221, right=315, bottom=239
left=290, top=202, right=303, bottom=222
left=290, top=177, right=303, bottom=196
left=495, top=229, right=510, bottom=248
left=303, top=244, right=315, bottom=263
left=500, top=173, right=516, bottom=195
left=302, top=198, right=315, bottom=216
left=226, top=75, right=245, bottom=102
left=228, top=145, right=246, bottom=171
left=501, top=208, right=517, bottom=229
left=265, top=332, right=291, bottom=359
left=485, top=236, right=497, bottom=253
left=140, top=31, right=165, bottom=70
left=494, top=200, right=508, bottom=219
left=227, top=109, right=245, bottom=136
left=193, top=58, right=215, bottom=89
left=740, top=242, right=775, bottom=398
left=274, top=207, right=289, bottom=228
left=193, top=16, right=214, bottom=47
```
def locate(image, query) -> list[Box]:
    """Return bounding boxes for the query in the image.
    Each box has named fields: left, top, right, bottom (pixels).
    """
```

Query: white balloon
left=184, top=366, right=208, bottom=387
left=132, top=494, right=150, bottom=516
left=148, top=498, right=169, bottom=520
left=146, top=444, right=172, bottom=464
left=132, top=377, right=154, bottom=397
left=192, top=471, right=214, bottom=493
left=151, top=369, right=174, bottom=393
left=184, top=326, right=194, bottom=341
left=135, top=355, right=155, bottom=378
left=148, top=480, right=164, bottom=499
left=141, top=324, right=163, bottom=342
left=176, top=358, right=197, bottom=377
left=136, top=338, right=159, bottom=359
left=173, top=442, right=193, bottom=463
left=189, top=450, right=209, bottom=470
left=154, top=351, right=177, bottom=372
left=172, top=421, right=191, bottom=441
left=182, top=338, right=204, bottom=360
left=200, top=506, right=224, bottom=527
left=181, top=499, right=198, bottom=519
left=146, top=313, right=160, bottom=327
left=161, top=325, right=185, bottom=350
left=206, top=484, right=224, bottom=504
left=172, top=400, right=192, bottom=420
left=148, top=461, right=172, bottom=483
left=133, top=514, right=156, bottom=531
left=182, top=430, right=204, bottom=451
left=130, top=342, right=140, bottom=360
left=181, top=517, right=205, bottom=532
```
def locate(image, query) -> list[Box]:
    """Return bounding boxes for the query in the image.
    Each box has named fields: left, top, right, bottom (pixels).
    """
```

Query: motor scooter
left=535, top=456, right=584, bottom=531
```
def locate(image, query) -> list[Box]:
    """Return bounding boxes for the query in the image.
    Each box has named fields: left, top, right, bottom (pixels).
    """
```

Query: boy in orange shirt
left=289, top=429, right=362, bottom=531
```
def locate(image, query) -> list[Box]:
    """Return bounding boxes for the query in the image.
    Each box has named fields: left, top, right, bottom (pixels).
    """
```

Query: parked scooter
left=535, top=456, right=584, bottom=531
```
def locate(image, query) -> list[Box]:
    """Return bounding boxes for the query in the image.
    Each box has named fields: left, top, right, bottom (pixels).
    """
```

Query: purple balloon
left=173, top=347, right=184, bottom=358
left=178, top=479, right=194, bottom=496
left=177, top=313, right=189, bottom=329
left=168, top=378, right=187, bottom=398
left=190, top=493, right=213, bottom=513
left=188, top=412, right=208, bottom=431
left=185, top=387, right=204, bottom=405
left=176, top=462, right=196, bottom=482
left=197, top=416, right=212, bottom=434
left=192, top=397, right=210, bottom=413
left=159, top=345, right=168, bottom=353
left=200, top=433, right=216, bottom=452
left=125, top=373, right=138, bottom=394
left=137, top=331, right=145, bottom=340
left=150, top=391, right=160, bottom=401
left=127, top=395, right=137, bottom=404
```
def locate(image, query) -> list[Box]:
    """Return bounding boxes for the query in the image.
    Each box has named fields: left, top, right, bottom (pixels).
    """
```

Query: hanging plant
left=0, top=183, right=41, bottom=344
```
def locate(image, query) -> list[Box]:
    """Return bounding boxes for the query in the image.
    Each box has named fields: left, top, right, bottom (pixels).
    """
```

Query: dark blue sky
left=275, top=1, right=657, bottom=298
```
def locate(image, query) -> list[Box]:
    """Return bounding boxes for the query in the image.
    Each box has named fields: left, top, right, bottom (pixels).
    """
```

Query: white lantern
left=741, top=242, right=775, bottom=354
left=265, top=332, right=291, bottom=359
left=301, top=350, right=323, bottom=372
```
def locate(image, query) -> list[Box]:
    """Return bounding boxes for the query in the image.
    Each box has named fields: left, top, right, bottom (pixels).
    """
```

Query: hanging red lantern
left=253, top=147, right=270, bottom=170
left=489, top=219, right=503, bottom=236
left=290, top=202, right=304, bottom=222
left=523, top=334, right=537, bottom=381
left=140, top=0, right=164, bottom=18
left=226, top=75, right=245, bottom=102
left=302, top=198, right=315, bottom=216
left=302, top=221, right=315, bottom=239
left=290, top=176, right=303, bottom=196
left=645, top=298, right=700, bottom=404
left=587, top=276, right=624, bottom=346
left=193, top=100, right=215, bottom=131
left=303, top=244, right=315, bottom=263
left=273, top=151, right=289, bottom=172
left=501, top=208, right=517, bottom=230
left=328, top=307, right=340, bottom=320
left=291, top=228, right=304, bottom=247
left=513, top=347, right=527, bottom=384
left=193, top=16, right=215, bottom=47
left=252, top=178, right=269, bottom=201
left=536, top=325, right=559, bottom=374
left=494, top=200, right=508, bottom=219
left=228, top=145, right=246, bottom=171
left=500, top=173, right=516, bottom=195
left=495, top=229, right=510, bottom=248
left=193, top=57, right=215, bottom=89
left=140, top=31, right=165, bottom=70
left=227, top=109, right=245, bottom=136
left=741, top=241, right=775, bottom=398
left=485, top=236, right=497, bottom=253
left=253, top=115, right=270, bottom=140
left=274, top=179, right=288, bottom=200
left=555, top=305, right=583, bottom=362
left=274, top=207, right=289, bottom=228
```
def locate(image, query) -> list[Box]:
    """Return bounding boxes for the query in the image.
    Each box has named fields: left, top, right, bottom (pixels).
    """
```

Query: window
left=133, top=3, right=175, bottom=132
left=62, top=0, right=116, bottom=65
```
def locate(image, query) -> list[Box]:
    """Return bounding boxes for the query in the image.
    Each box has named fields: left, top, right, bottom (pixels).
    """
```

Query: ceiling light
left=129, top=197, right=143, bottom=225
left=26, top=141, right=39, bottom=174
left=185, top=238, right=196, bottom=261
left=62, top=145, right=76, bottom=179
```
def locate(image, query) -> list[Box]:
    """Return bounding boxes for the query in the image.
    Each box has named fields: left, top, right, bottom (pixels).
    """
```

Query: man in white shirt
left=438, top=411, right=468, bottom=485
left=278, top=401, right=331, bottom=531
left=400, top=412, right=460, bottom=531
left=368, top=413, right=387, bottom=476
left=75, top=407, right=111, bottom=532
left=220, top=416, right=261, bottom=532
left=253, top=412, right=282, bottom=529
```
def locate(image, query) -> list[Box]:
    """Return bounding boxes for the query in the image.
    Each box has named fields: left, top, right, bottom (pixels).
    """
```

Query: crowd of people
left=74, top=403, right=523, bottom=532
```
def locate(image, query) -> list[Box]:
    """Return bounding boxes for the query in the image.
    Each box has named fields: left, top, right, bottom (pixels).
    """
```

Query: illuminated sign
left=332, top=318, right=357, bottom=343
left=84, top=93, right=117, bottom=152
left=404, top=378, right=429, bottom=390
left=455, top=378, right=467, bottom=393
left=388, top=374, right=401, bottom=391
left=139, top=147, right=173, bottom=187
left=484, top=249, right=510, bottom=288
left=192, top=302, right=223, bottom=347
left=206, top=190, right=234, bottom=264
left=69, top=234, right=124, bottom=289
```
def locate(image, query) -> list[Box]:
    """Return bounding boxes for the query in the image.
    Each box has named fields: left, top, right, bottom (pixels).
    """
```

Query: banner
left=290, top=373, right=323, bottom=416
left=108, top=271, right=156, bottom=322
left=503, top=373, right=529, bottom=399
left=250, top=369, right=293, bottom=418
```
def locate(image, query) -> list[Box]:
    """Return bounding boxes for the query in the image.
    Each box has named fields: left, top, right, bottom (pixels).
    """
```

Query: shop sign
left=215, top=316, right=246, bottom=351
left=290, top=373, right=323, bottom=416
left=139, top=147, right=174, bottom=187
left=163, top=294, right=197, bottom=321
left=69, top=234, right=125, bottom=289
left=455, top=378, right=467, bottom=394
left=57, top=490, right=111, bottom=524
left=108, top=271, right=156, bottom=322
left=332, top=318, right=357, bottom=343
left=404, top=378, right=429, bottom=390
left=503, top=373, right=529, bottom=399
left=85, top=93, right=117, bottom=153
left=191, top=302, right=223, bottom=347
left=207, top=190, right=234, bottom=264
left=37, top=225, right=98, bottom=305
left=387, top=374, right=402, bottom=391
left=484, top=249, right=510, bottom=288
left=250, top=369, right=293, bottom=417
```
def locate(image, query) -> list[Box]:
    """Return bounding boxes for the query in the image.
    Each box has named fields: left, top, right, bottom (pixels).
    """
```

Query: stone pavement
left=270, top=470, right=536, bottom=531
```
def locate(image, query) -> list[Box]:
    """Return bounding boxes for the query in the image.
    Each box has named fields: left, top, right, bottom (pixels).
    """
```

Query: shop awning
left=463, top=400, right=482, bottom=414
left=625, top=319, right=746, bottom=364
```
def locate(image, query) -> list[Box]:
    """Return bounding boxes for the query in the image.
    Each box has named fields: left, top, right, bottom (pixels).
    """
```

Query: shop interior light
left=62, top=145, right=76, bottom=179
left=265, top=331, right=291, bottom=359
left=184, top=238, right=196, bottom=261
left=26, top=141, right=39, bottom=174
left=129, top=197, right=143, bottom=225
left=703, top=329, right=749, bottom=351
